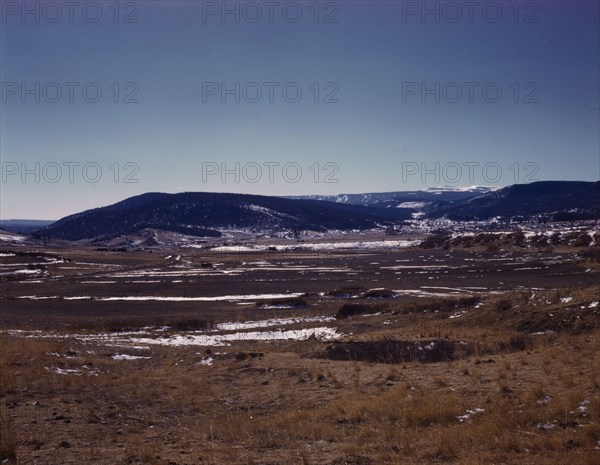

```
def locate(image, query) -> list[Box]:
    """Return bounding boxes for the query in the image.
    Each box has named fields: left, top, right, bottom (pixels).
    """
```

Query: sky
left=1, top=0, right=599, bottom=220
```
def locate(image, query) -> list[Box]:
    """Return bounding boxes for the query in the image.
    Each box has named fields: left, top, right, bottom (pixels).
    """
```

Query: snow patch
left=17, top=293, right=305, bottom=302
left=111, top=354, right=150, bottom=361
left=457, top=408, right=485, bottom=422
left=130, top=327, right=341, bottom=347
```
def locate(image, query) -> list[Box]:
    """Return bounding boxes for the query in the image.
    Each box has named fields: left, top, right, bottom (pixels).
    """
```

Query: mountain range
left=22, top=181, right=600, bottom=242
left=287, top=185, right=498, bottom=208
left=0, top=219, right=55, bottom=233
left=292, top=181, right=600, bottom=221
left=426, top=181, right=600, bottom=221
left=36, top=192, right=411, bottom=241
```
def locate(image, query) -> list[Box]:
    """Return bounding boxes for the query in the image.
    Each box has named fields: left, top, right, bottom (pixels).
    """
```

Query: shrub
left=336, top=303, right=383, bottom=319
left=509, top=231, right=526, bottom=247
left=256, top=297, right=307, bottom=309
left=171, top=318, right=213, bottom=331
left=579, top=248, right=600, bottom=262
left=530, top=234, right=549, bottom=247
left=572, top=233, right=593, bottom=247
left=474, top=233, right=501, bottom=244
left=486, top=243, right=500, bottom=253
left=495, top=299, right=513, bottom=311
left=401, top=296, right=480, bottom=314
left=498, top=335, right=532, bottom=353
left=327, top=286, right=366, bottom=298
left=324, top=340, right=466, bottom=364
left=420, top=233, right=451, bottom=249
left=363, top=289, right=396, bottom=300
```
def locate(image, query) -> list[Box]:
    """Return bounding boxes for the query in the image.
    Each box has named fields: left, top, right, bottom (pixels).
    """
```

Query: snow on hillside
left=424, top=185, right=502, bottom=194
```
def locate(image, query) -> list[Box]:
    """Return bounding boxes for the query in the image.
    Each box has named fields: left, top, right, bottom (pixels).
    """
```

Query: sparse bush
left=509, top=231, right=526, bottom=247
left=495, top=299, right=513, bottom=311
left=336, top=303, right=383, bottom=319
left=362, top=289, right=396, bottom=300
left=400, top=296, right=480, bottom=314
left=420, top=233, right=451, bottom=249
left=324, top=340, right=466, bottom=364
left=100, top=319, right=140, bottom=333
left=573, top=233, right=593, bottom=247
left=385, top=367, right=399, bottom=381
left=475, top=233, right=501, bottom=244
left=564, top=231, right=593, bottom=247
left=529, top=234, right=549, bottom=247
left=171, top=318, right=212, bottom=331
left=256, top=297, right=307, bottom=309
left=486, top=243, right=500, bottom=253
left=235, top=351, right=263, bottom=361
left=336, top=303, right=367, bottom=319
left=327, top=286, right=366, bottom=298
left=498, top=335, right=532, bottom=353
left=578, top=248, right=600, bottom=262
left=551, top=232, right=563, bottom=245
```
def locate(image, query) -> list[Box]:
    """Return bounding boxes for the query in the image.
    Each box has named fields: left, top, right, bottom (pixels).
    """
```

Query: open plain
left=1, top=229, right=599, bottom=464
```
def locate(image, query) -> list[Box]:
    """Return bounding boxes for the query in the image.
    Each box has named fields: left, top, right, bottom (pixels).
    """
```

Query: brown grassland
left=1, top=239, right=599, bottom=464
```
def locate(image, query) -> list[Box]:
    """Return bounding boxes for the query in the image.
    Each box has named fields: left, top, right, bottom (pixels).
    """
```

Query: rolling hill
left=34, top=181, right=600, bottom=242
left=292, top=182, right=600, bottom=221
left=38, top=192, right=412, bottom=241
left=426, top=181, right=600, bottom=221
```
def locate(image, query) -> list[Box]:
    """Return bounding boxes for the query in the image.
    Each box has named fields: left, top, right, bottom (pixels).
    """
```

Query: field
left=1, top=229, right=599, bottom=464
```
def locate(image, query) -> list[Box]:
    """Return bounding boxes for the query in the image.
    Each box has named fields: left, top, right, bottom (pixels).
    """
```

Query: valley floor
left=1, top=233, right=599, bottom=464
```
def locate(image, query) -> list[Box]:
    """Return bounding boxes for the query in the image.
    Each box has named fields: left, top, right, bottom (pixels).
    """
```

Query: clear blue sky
left=1, top=0, right=599, bottom=219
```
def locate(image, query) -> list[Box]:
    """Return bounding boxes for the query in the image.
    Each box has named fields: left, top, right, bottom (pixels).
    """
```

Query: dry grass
left=2, top=321, right=598, bottom=464
left=0, top=407, right=17, bottom=462
left=1, top=243, right=599, bottom=464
